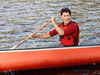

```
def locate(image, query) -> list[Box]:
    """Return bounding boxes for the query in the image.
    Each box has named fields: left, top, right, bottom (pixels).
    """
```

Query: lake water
left=0, top=0, right=100, bottom=75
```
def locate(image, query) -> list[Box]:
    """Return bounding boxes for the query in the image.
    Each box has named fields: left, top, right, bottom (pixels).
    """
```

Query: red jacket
left=49, top=20, right=79, bottom=46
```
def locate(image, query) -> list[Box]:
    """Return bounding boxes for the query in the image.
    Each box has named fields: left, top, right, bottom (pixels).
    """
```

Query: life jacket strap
left=74, top=26, right=79, bottom=45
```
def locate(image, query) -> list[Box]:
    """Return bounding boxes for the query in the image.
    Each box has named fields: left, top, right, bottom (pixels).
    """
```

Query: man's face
left=61, top=12, right=70, bottom=24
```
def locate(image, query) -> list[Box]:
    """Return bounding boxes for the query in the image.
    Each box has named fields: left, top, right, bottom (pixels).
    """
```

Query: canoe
left=0, top=45, right=100, bottom=72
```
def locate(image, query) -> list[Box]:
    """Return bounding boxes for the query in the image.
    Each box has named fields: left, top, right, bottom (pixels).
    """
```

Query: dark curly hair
left=61, top=8, right=71, bottom=15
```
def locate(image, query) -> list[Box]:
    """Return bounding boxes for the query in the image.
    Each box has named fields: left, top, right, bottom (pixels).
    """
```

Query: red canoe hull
left=0, top=46, right=100, bottom=72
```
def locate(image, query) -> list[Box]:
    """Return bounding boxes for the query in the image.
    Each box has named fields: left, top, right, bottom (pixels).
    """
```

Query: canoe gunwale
left=0, top=45, right=100, bottom=52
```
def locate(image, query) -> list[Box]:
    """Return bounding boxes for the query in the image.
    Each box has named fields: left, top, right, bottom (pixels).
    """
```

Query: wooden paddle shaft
left=12, top=20, right=51, bottom=49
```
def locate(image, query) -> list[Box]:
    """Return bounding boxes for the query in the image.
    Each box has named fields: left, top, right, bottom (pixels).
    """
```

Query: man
left=29, top=8, right=79, bottom=46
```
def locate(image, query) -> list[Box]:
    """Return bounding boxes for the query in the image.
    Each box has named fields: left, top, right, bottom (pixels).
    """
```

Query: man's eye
left=64, top=15, right=66, bottom=17
left=67, top=15, right=70, bottom=17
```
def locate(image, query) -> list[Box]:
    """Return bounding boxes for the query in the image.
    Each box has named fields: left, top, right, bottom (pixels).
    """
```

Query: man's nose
left=66, top=17, right=68, bottom=19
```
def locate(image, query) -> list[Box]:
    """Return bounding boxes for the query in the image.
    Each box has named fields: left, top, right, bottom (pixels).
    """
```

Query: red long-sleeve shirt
left=49, top=20, right=79, bottom=38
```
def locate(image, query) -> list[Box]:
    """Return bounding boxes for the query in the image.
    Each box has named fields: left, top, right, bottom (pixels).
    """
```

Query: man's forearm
left=52, top=22, right=64, bottom=36
left=33, top=33, right=51, bottom=38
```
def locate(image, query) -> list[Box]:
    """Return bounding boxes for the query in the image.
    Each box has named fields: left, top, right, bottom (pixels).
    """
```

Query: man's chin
left=64, top=20, right=70, bottom=23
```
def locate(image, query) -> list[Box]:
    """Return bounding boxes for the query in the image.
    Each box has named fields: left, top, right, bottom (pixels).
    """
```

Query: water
left=1, top=64, right=100, bottom=75
left=0, top=0, right=100, bottom=74
left=0, top=0, right=100, bottom=49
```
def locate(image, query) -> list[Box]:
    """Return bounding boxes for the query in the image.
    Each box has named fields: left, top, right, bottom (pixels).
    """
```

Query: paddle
left=10, top=20, right=51, bottom=49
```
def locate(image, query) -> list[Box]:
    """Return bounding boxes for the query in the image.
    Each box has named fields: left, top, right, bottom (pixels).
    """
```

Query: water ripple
left=0, top=0, right=100, bottom=49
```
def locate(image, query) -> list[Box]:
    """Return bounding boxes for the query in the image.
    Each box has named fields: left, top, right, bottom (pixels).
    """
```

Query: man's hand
left=29, top=33, right=36, bottom=38
left=51, top=16, right=55, bottom=23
